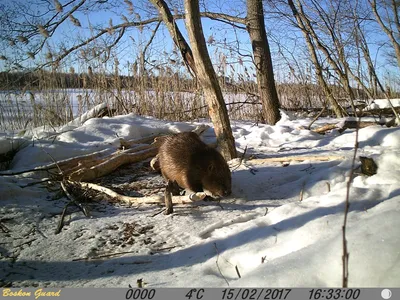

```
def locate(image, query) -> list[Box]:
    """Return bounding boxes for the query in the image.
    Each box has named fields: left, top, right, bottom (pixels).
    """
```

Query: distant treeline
left=0, top=71, right=198, bottom=91
left=0, top=70, right=391, bottom=108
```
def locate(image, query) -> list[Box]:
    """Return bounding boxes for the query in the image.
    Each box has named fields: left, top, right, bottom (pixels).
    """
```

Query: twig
left=0, top=221, right=10, bottom=233
left=149, top=209, right=166, bottom=217
left=235, top=265, right=241, bottom=279
left=55, top=202, right=73, bottom=234
left=307, top=106, right=326, bottom=130
left=0, top=147, right=110, bottom=176
left=19, top=178, right=51, bottom=188
left=214, top=200, right=224, bottom=210
left=326, top=181, right=331, bottom=192
left=151, top=246, right=178, bottom=252
left=232, top=145, right=248, bottom=171
left=142, top=21, right=162, bottom=66
left=249, top=168, right=257, bottom=175
left=299, top=181, right=306, bottom=202
left=60, top=181, right=90, bottom=217
left=342, top=117, right=361, bottom=287
left=14, top=238, right=37, bottom=248
left=55, top=179, right=93, bottom=234
left=0, top=165, right=57, bottom=176
left=72, top=251, right=153, bottom=261
left=264, top=207, right=269, bottom=216
left=214, top=243, right=230, bottom=286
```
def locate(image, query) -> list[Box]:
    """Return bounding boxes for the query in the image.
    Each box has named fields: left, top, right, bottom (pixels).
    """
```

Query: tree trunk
left=184, top=0, right=237, bottom=160
left=198, top=9, right=282, bottom=126
left=246, top=0, right=281, bottom=125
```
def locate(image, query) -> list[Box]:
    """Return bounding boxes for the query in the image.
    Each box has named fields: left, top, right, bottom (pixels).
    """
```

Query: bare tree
left=202, top=2, right=282, bottom=125
left=183, top=0, right=237, bottom=159
left=347, top=4, right=380, bottom=99
left=287, top=0, right=345, bottom=117
left=369, top=0, right=400, bottom=68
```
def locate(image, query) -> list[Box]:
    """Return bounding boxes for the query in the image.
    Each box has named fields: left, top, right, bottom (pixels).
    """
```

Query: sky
left=0, top=0, right=399, bottom=89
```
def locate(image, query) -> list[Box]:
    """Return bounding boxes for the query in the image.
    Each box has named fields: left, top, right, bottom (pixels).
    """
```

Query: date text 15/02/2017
left=221, top=289, right=292, bottom=300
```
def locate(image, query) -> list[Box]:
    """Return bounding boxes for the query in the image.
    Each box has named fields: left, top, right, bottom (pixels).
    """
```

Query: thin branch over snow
left=342, top=118, right=361, bottom=287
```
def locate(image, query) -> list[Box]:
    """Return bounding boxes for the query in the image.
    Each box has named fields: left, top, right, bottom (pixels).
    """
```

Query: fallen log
left=0, top=143, right=159, bottom=178
left=312, top=120, right=382, bottom=134
left=358, top=107, right=400, bottom=116
left=312, top=123, right=337, bottom=134
left=1, top=125, right=211, bottom=182
left=118, top=134, right=165, bottom=149
left=68, top=146, right=160, bottom=181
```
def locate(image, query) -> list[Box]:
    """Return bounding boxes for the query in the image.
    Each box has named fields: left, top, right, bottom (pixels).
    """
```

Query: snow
left=366, top=98, right=400, bottom=110
left=0, top=110, right=399, bottom=288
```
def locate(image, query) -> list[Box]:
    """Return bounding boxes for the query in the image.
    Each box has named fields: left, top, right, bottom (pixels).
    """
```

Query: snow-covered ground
left=366, top=98, right=400, bottom=110
left=0, top=111, right=399, bottom=288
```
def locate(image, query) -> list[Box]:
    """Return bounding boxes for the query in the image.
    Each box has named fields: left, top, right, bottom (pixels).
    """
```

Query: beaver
left=158, top=132, right=232, bottom=198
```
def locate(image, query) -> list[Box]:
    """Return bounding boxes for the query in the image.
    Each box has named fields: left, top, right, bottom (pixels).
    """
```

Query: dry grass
left=0, top=54, right=397, bottom=132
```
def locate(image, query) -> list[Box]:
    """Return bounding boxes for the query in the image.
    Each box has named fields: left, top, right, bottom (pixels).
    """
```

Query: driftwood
left=358, top=107, right=400, bottom=117
left=312, top=120, right=382, bottom=134
left=67, top=145, right=160, bottom=181
left=0, top=148, right=115, bottom=176
left=119, top=134, right=166, bottom=149
left=78, top=181, right=207, bottom=204
left=0, top=137, right=163, bottom=180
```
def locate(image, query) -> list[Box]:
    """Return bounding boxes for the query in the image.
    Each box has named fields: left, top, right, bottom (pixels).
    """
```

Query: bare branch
left=201, top=12, right=246, bottom=29
left=369, top=0, right=400, bottom=67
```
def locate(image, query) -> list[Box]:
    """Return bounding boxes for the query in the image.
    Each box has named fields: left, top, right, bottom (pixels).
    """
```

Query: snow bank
left=0, top=112, right=399, bottom=287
